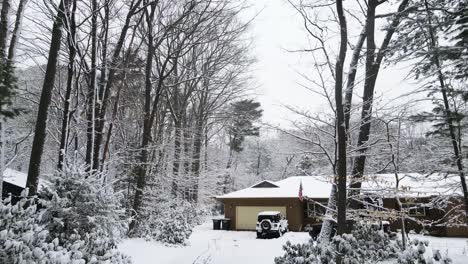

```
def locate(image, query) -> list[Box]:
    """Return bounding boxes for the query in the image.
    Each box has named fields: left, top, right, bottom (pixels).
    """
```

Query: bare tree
left=26, top=0, right=67, bottom=194
left=349, top=0, right=410, bottom=202
left=334, top=1, right=348, bottom=263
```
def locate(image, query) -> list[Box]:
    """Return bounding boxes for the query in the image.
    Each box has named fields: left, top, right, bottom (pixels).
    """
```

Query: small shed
left=2, top=168, right=48, bottom=201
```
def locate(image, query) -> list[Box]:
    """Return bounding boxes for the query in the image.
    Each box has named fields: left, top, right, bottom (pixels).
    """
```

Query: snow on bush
left=397, top=238, right=452, bottom=264
left=41, top=166, right=128, bottom=259
left=275, top=224, right=399, bottom=264
left=133, top=196, right=209, bottom=245
left=0, top=165, right=132, bottom=264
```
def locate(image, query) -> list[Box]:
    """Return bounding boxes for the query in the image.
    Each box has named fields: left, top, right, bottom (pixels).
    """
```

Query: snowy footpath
left=119, top=222, right=468, bottom=264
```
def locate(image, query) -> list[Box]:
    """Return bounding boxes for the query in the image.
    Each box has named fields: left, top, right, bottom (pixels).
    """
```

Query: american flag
left=298, top=180, right=303, bottom=201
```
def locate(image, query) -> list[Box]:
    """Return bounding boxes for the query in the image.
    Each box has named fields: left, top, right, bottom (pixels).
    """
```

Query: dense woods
left=0, top=0, right=467, bottom=263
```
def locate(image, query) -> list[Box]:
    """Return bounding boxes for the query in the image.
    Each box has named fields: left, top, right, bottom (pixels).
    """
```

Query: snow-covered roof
left=360, top=173, right=461, bottom=198
left=217, top=176, right=332, bottom=199
left=258, top=211, right=281, bottom=216
left=2, top=168, right=49, bottom=189
left=217, top=173, right=461, bottom=200
left=2, top=168, right=28, bottom=188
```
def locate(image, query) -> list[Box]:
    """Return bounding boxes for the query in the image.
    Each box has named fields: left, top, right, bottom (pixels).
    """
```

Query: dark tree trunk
left=58, top=0, right=76, bottom=170
left=26, top=0, right=66, bottom=195
left=349, top=0, right=410, bottom=201
left=191, top=89, right=207, bottom=203
left=85, top=0, right=98, bottom=171
left=100, top=79, right=121, bottom=170
left=223, top=146, right=234, bottom=194
left=7, top=0, right=29, bottom=65
left=423, top=0, right=468, bottom=219
left=129, top=2, right=157, bottom=231
left=92, top=1, right=110, bottom=170
left=349, top=0, right=377, bottom=207
left=171, top=63, right=182, bottom=198
left=191, top=121, right=203, bottom=203
left=92, top=0, right=143, bottom=171
left=334, top=1, right=348, bottom=264
left=319, top=23, right=366, bottom=245
left=172, top=123, right=182, bottom=197
left=100, top=17, right=138, bottom=169
left=335, top=0, right=348, bottom=237
left=0, top=0, right=10, bottom=57
left=344, top=27, right=366, bottom=132
left=183, top=118, right=192, bottom=201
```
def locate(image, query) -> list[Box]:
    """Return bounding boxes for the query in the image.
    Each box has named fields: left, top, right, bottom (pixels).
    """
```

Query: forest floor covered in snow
left=119, top=221, right=468, bottom=264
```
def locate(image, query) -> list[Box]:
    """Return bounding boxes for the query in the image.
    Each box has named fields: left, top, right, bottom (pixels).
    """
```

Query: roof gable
left=251, top=180, right=279, bottom=188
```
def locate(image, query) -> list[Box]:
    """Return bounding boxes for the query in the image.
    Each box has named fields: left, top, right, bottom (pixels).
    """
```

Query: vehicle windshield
left=258, top=214, right=280, bottom=222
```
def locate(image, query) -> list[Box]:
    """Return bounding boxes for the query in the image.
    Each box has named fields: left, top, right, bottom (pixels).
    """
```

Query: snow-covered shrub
left=0, top=193, right=88, bottom=263
left=154, top=213, right=193, bottom=244
left=40, top=165, right=129, bottom=261
left=397, top=238, right=452, bottom=264
left=134, top=197, right=208, bottom=244
left=0, top=165, right=132, bottom=264
left=275, top=224, right=399, bottom=264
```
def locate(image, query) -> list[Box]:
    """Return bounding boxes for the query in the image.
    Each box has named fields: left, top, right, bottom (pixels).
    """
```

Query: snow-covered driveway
left=119, top=222, right=468, bottom=264
left=118, top=221, right=310, bottom=264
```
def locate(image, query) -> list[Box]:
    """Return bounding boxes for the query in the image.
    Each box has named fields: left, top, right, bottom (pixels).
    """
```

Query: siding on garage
left=235, top=206, right=286, bottom=230
left=220, top=198, right=304, bottom=231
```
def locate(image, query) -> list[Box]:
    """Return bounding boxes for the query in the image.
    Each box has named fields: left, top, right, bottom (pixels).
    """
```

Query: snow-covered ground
left=119, top=221, right=310, bottom=264
left=406, top=234, right=468, bottom=264
left=119, top=221, right=468, bottom=264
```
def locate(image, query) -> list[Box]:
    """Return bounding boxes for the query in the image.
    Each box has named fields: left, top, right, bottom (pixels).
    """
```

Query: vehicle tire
left=276, top=230, right=282, bottom=238
left=260, top=220, right=271, bottom=231
left=256, top=232, right=262, bottom=239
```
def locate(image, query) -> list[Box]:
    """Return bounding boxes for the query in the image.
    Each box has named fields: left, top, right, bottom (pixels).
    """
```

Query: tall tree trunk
left=183, top=119, right=192, bottom=201
left=172, top=123, right=182, bottom=197
left=344, top=26, right=366, bottom=132
left=423, top=0, right=468, bottom=219
left=100, top=78, right=122, bottom=170
left=85, top=0, right=98, bottom=171
left=223, top=146, right=234, bottom=194
left=26, top=0, right=66, bottom=195
left=58, top=0, right=76, bottom=170
left=334, top=0, right=348, bottom=240
left=92, top=0, right=143, bottom=170
left=349, top=0, right=377, bottom=209
left=0, top=121, right=4, bottom=196
left=7, top=0, right=29, bottom=66
left=191, top=122, right=203, bottom=203
left=204, top=126, right=208, bottom=170
left=129, top=2, right=157, bottom=231
left=101, top=20, right=138, bottom=169
left=349, top=0, right=410, bottom=201
left=93, top=0, right=110, bottom=170
left=171, top=63, right=182, bottom=198
left=319, top=24, right=366, bottom=244
left=0, top=0, right=10, bottom=56
left=0, top=0, right=11, bottom=196
left=191, top=92, right=207, bottom=203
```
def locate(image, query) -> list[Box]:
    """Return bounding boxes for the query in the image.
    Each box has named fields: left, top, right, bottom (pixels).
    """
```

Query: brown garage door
left=235, top=206, right=287, bottom=230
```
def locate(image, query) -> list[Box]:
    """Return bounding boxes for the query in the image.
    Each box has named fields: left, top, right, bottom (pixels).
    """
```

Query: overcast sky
left=244, top=0, right=423, bottom=127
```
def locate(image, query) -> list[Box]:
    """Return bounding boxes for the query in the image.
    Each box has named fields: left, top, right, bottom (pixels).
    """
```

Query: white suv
left=256, top=211, right=288, bottom=238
